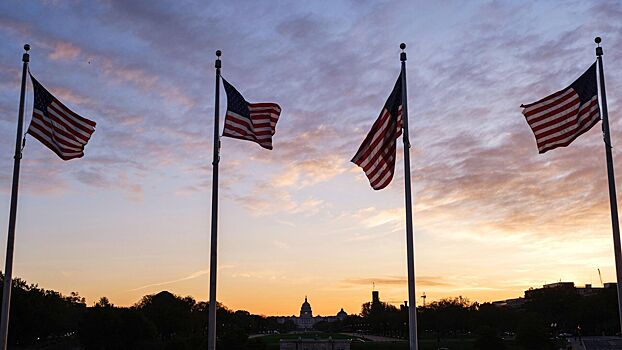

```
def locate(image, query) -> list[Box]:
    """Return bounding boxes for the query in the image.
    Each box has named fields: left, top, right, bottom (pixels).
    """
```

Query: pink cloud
left=48, top=42, right=81, bottom=61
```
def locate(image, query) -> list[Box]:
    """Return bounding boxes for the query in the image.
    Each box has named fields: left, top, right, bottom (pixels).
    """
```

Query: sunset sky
left=0, top=0, right=621, bottom=317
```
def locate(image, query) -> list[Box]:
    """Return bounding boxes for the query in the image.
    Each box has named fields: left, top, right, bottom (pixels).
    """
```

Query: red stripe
left=251, top=122, right=274, bottom=129
left=250, top=113, right=279, bottom=122
left=372, top=168, right=395, bottom=190
left=29, top=122, right=83, bottom=154
left=223, top=122, right=273, bottom=142
left=32, top=112, right=87, bottom=147
left=363, top=139, right=396, bottom=174
left=248, top=102, right=281, bottom=109
left=525, top=92, right=579, bottom=125
left=42, top=108, right=92, bottom=143
left=352, top=110, right=393, bottom=165
left=48, top=105, right=94, bottom=136
left=529, top=98, right=582, bottom=133
left=223, top=123, right=257, bottom=140
left=51, top=98, right=96, bottom=127
left=223, top=101, right=279, bottom=149
left=367, top=152, right=395, bottom=190
left=535, top=101, right=598, bottom=144
left=223, top=119, right=273, bottom=140
left=533, top=99, right=598, bottom=139
left=222, top=130, right=273, bottom=150
left=352, top=107, right=402, bottom=190
left=522, top=88, right=570, bottom=110
left=537, top=109, right=600, bottom=152
left=359, top=123, right=401, bottom=171
left=27, top=128, right=84, bottom=160
left=249, top=107, right=281, bottom=114
left=538, top=114, right=600, bottom=153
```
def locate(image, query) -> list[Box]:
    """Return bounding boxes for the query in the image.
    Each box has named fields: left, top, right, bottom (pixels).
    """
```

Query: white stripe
left=223, top=129, right=272, bottom=146
left=367, top=153, right=394, bottom=184
left=29, top=124, right=83, bottom=152
left=538, top=112, right=599, bottom=152
left=224, top=120, right=273, bottom=141
left=226, top=111, right=254, bottom=129
left=532, top=103, right=580, bottom=135
left=249, top=105, right=281, bottom=112
left=249, top=111, right=280, bottom=118
left=359, top=111, right=401, bottom=169
left=523, top=89, right=575, bottom=116
left=226, top=111, right=274, bottom=139
left=50, top=101, right=95, bottom=131
left=28, top=125, right=83, bottom=155
left=30, top=117, right=84, bottom=148
left=250, top=117, right=274, bottom=124
left=525, top=92, right=579, bottom=122
left=34, top=110, right=89, bottom=144
left=533, top=96, right=598, bottom=135
left=371, top=165, right=393, bottom=189
left=357, top=110, right=393, bottom=168
left=251, top=117, right=277, bottom=128
left=223, top=129, right=255, bottom=141
left=537, top=105, right=600, bottom=146
left=250, top=112, right=279, bottom=125
left=46, top=107, right=92, bottom=140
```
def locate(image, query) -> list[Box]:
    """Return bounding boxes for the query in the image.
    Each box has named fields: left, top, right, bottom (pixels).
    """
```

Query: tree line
left=0, top=272, right=619, bottom=349
left=315, top=287, right=619, bottom=349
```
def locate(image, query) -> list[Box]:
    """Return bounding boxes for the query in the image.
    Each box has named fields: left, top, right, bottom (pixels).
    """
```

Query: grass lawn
left=257, top=333, right=526, bottom=350
left=258, top=332, right=359, bottom=349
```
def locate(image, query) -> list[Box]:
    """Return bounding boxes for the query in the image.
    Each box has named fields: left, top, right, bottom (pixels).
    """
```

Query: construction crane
left=598, top=268, right=604, bottom=286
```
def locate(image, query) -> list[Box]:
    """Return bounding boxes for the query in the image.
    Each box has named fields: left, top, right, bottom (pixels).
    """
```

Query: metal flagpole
left=595, top=36, right=622, bottom=336
left=0, top=44, right=30, bottom=350
left=207, top=50, right=222, bottom=350
left=400, top=43, right=418, bottom=350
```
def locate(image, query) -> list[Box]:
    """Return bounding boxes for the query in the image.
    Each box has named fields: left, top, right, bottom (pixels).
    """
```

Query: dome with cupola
left=337, top=308, right=347, bottom=320
left=299, top=296, right=312, bottom=317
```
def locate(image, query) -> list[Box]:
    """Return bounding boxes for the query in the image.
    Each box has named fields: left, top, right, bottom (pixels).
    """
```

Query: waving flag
left=521, top=63, right=600, bottom=153
left=351, top=73, right=403, bottom=190
left=221, top=78, right=281, bottom=150
left=27, top=74, right=96, bottom=160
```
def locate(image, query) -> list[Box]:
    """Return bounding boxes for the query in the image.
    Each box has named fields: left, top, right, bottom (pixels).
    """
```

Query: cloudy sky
left=0, top=0, right=621, bottom=316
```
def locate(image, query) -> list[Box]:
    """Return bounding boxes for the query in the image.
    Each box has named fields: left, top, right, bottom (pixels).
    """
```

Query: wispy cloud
left=129, top=269, right=210, bottom=292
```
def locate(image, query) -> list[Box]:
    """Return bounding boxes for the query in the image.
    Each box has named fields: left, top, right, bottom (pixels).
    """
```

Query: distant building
left=276, top=297, right=348, bottom=330
left=491, top=297, right=525, bottom=309
left=493, top=281, right=616, bottom=308
left=280, top=338, right=351, bottom=350
left=372, top=290, right=380, bottom=304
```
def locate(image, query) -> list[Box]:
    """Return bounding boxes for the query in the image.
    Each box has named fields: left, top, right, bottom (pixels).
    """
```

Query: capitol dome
left=337, top=308, right=347, bottom=320
left=300, top=296, right=312, bottom=318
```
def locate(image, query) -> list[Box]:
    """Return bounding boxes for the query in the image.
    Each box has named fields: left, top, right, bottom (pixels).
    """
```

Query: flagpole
left=595, top=37, right=622, bottom=336
left=400, top=43, right=418, bottom=350
left=0, top=44, right=30, bottom=350
left=207, top=50, right=221, bottom=350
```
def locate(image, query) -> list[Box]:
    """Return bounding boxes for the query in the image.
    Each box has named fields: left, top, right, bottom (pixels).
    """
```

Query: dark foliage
left=473, top=326, right=505, bottom=350
left=0, top=273, right=86, bottom=346
left=0, top=274, right=619, bottom=349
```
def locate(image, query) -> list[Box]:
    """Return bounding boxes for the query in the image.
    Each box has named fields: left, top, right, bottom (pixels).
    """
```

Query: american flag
left=352, top=73, right=403, bottom=190
left=221, top=78, right=281, bottom=150
left=27, top=74, right=96, bottom=160
left=521, top=63, right=600, bottom=154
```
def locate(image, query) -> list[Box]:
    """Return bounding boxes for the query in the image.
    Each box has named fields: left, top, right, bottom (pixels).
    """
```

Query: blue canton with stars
left=30, top=74, right=55, bottom=118
left=222, top=77, right=251, bottom=120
